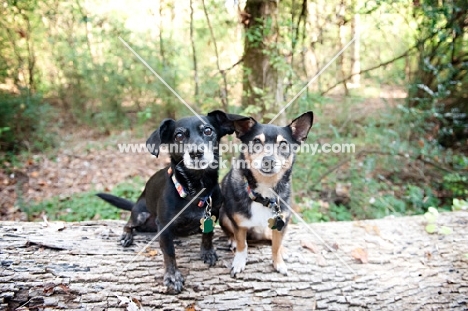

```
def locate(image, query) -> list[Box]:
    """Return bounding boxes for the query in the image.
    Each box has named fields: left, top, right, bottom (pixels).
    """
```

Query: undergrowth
left=292, top=93, right=468, bottom=222
left=16, top=94, right=468, bottom=223
left=24, top=177, right=144, bottom=222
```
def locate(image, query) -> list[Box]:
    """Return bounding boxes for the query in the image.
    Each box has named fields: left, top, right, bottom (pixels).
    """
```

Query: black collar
left=244, top=177, right=279, bottom=211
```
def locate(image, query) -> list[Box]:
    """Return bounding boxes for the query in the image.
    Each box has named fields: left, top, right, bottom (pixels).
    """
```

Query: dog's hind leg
left=120, top=222, right=135, bottom=247
left=120, top=200, right=151, bottom=247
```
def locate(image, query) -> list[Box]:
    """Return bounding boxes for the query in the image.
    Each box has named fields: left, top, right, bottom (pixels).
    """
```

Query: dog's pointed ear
left=146, top=119, right=175, bottom=157
left=207, top=110, right=256, bottom=138
left=288, top=111, right=313, bottom=143
left=233, top=117, right=257, bottom=138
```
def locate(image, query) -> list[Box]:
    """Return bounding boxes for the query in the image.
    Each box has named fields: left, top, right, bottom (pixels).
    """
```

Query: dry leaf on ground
left=145, top=248, right=158, bottom=257
left=300, top=240, right=320, bottom=253
left=351, top=247, right=368, bottom=264
left=185, top=303, right=196, bottom=311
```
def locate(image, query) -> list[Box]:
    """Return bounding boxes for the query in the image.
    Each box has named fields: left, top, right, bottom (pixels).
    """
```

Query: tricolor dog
left=220, top=112, right=313, bottom=276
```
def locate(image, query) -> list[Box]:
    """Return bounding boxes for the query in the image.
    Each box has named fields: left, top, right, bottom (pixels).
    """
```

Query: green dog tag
left=200, top=216, right=216, bottom=233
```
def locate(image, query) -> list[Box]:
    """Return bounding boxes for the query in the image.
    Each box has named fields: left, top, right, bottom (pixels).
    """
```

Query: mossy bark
left=242, top=0, right=285, bottom=124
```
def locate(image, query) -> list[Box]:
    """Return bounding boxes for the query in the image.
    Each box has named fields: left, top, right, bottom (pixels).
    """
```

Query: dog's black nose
left=261, top=156, right=276, bottom=170
left=190, top=149, right=204, bottom=159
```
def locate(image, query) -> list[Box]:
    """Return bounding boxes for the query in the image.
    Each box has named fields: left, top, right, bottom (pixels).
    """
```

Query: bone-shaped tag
left=268, top=214, right=285, bottom=231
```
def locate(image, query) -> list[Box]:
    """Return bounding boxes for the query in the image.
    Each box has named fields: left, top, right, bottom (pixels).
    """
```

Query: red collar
left=168, top=167, right=211, bottom=207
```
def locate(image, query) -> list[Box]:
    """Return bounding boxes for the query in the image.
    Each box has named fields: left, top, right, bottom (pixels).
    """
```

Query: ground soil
left=0, top=126, right=169, bottom=221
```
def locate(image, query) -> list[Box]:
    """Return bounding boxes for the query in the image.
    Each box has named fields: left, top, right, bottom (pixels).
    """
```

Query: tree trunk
left=189, top=0, right=199, bottom=104
left=337, top=0, right=349, bottom=96
left=159, top=0, right=177, bottom=120
left=350, top=13, right=360, bottom=86
left=305, top=0, right=321, bottom=91
left=242, top=0, right=285, bottom=124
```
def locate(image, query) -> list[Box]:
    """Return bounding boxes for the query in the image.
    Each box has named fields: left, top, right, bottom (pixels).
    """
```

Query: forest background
left=0, top=0, right=467, bottom=222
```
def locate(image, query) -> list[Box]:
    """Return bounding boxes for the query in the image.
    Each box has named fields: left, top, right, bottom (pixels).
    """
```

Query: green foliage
left=296, top=199, right=355, bottom=223
left=0, top=90, right=55, bottom=153
left=293, top=89, right=462, bottom=223
left=370, top=195, right=407, bottom=217
left=424, top=206, right=452, bottom=235
left=1, top=0, right=230, bottom=133
left=1, top=0, right=466, bottom=225
left=328, top=204, right=353, bottom=222
left=409, top=0, right=468, bottom=148
left=405, top=185, right=440, bottom=214
left=443, top=173, right=468, bottom=197
left=25, top=177, right=143, bottom=222
left=300, top=199, right=328, bottom=223
left=452, top=198, right=468, bottom=211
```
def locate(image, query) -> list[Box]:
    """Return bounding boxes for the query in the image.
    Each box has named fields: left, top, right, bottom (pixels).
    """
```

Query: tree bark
left=350, top=13, right=360, bottom=86
left=189, top=0, right=199, bottom=104
left=159, top=0, right=177, bottom=120
left=337, top=0, right=349, bottom=96
left=242, top=0, right=285, bottom=124
left=1, top=212, right=467, bottom=310
left=202, top=0, right=229, bottom=111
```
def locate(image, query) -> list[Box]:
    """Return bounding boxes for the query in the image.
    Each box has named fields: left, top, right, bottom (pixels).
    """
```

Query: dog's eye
left=253, top=138, right=262, bottom=145
left=203, top=127, right=213, bottom=136
left=175, top=133, right=184, bottom=142
left=279, top=141, right=289, bottom=151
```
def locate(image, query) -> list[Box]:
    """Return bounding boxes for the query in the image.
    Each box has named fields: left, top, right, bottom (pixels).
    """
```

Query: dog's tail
left=96, top=193, right=134, bottom=211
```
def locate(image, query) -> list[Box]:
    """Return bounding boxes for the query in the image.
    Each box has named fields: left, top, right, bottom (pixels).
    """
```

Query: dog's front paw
left=163, top=269, right=184, bottom=294
left=201, top=248, right=218, bottom=266
left=120, top=232, right=133, bottom=247
left=230, top=248, right=247, bottom=277
left=273, top=260, right=288, bottom=275
left=228, top=238, right=237, bottom=251
left=280, top=245, right=289, bottom=261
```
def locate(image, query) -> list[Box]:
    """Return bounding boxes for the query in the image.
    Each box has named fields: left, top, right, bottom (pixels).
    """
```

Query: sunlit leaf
left=438, top=226, right=453, bottom=235
left=424, top=212, right=437, bottom=223
left=425, top=224, right=437, bottom=234
left=428, top=207, right=438, bottom=215
left=453, top=199, right=468, bottom=211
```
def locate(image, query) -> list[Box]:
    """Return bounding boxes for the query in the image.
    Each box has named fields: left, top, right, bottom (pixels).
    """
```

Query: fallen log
left=0, top=212, right=467, bottom=310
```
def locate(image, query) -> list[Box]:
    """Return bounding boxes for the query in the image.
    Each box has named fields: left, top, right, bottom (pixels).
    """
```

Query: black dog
left=220, top=112, right=313, bottom=277
left=97, top=110, right=250, bottom=293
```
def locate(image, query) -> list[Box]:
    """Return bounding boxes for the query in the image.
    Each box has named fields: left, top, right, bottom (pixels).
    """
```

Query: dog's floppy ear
left=288, top=111, right=313, bottom=143
left=207, top=110, right=256, bottom=138
left=146, top=118, right=175, bottom=157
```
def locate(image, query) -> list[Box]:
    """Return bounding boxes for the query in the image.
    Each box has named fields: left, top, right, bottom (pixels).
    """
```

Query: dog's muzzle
left=257, top=156, right=281, bottom=175
left=183, top=144, right=215, bottom=170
